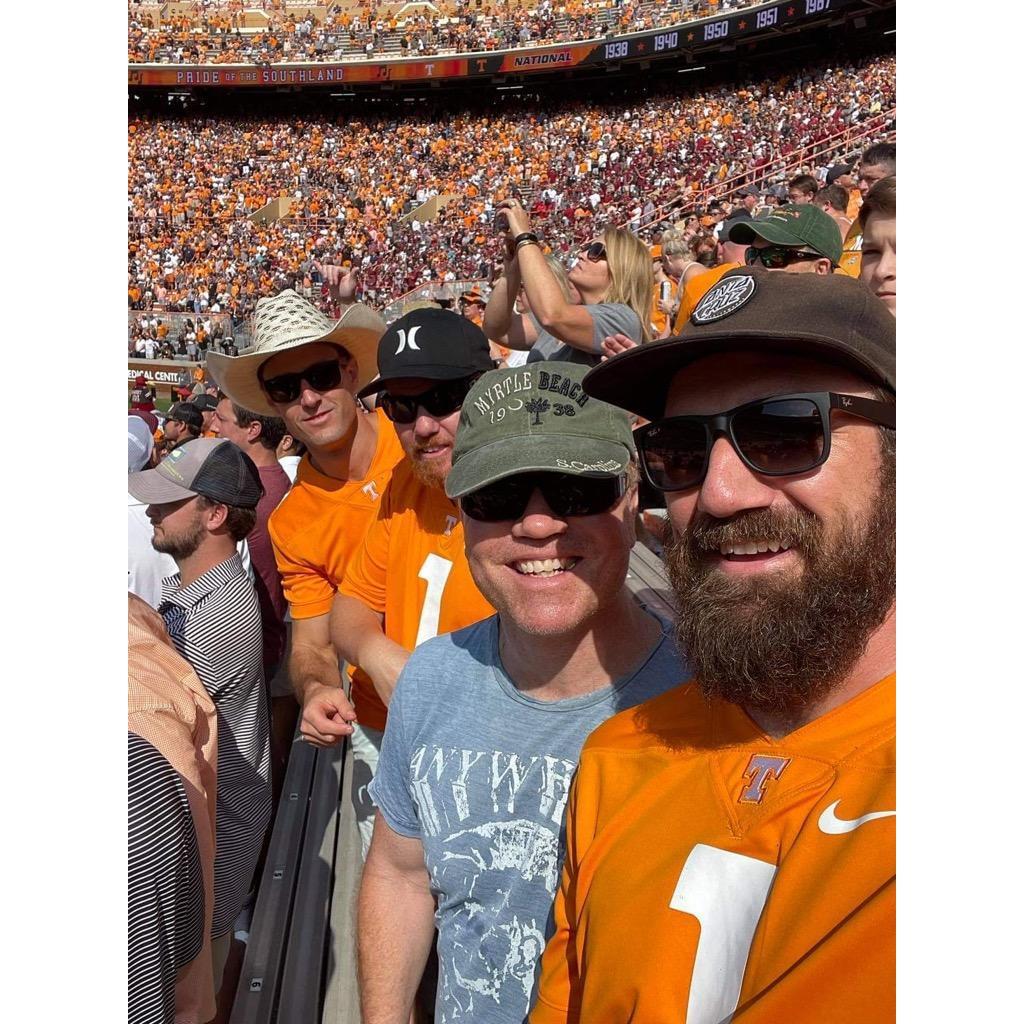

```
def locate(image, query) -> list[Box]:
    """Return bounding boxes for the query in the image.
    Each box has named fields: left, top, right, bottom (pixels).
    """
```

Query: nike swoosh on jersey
left=817, top=800, right=896, bottom=835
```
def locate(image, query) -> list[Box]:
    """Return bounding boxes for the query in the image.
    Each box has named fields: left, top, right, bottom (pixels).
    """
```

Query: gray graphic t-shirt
left=369, top=613, right=686, bottom=1024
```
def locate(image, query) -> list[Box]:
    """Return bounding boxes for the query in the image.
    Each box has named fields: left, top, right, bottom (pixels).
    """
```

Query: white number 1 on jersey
left=669, top=844, right=777, bottom=1024
left=415, top=553, right=454, bottom=647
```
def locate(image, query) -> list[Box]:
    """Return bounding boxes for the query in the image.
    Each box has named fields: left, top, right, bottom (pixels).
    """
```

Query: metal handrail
left=626, top=106, right=896, bottom=236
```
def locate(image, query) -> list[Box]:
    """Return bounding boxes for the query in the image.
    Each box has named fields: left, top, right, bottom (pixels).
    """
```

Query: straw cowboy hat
left=207, top=289, right=386, bottom=418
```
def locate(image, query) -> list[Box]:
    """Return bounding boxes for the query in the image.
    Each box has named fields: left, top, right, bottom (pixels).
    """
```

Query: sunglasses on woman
left=635, top=392, right=895, bottom=492
left=260, top=358, right=345, bottom=404
left=745, top=245, right=826, bottom=270
left=461, top=472, right=627, bottom=522
left=377, top=375, right=481, bottom=425
left=580, top=241, right=607, bottom=262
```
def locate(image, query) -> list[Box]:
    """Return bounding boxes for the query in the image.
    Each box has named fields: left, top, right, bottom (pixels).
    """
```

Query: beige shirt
left=128, top=594, right=218, bottom=1024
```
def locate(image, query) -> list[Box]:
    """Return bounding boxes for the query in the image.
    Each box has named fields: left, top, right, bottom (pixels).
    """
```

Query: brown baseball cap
left=583, top=267, right=896, bottom=421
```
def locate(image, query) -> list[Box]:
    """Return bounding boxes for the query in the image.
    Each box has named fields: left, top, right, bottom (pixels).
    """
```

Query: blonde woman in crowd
left=484, top=198, right=653, bottom=367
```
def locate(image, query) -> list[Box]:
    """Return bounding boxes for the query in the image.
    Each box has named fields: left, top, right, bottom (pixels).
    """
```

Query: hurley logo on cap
left=692, top=274, right=757, bottom=324
left=394, top=326, right=421, bottom=354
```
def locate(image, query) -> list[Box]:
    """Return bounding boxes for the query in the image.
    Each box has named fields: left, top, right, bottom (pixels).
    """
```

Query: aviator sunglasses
left=260, top=358, right=345, bottom=404
left=460, top=472, right=627, bottom=522
left=745, top=245, right=827, bottom=270
left=635, top=392, right=896, bottom=492
left=377, top=375, right=482, bottom=425
left=580, top=241, right=608, bottom=262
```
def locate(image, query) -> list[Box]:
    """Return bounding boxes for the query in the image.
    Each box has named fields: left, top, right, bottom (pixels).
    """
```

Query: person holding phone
left=483, top=198, right=652, bottom=367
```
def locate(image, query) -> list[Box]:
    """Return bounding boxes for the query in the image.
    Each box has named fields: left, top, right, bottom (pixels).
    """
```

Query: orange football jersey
left=839, top=217, right=863, bottom=278
left=338, top=459, right=494, bottom=731
left=268, top=408, right=405, bottom=722
left=531, top=674, right=895, bottom=1024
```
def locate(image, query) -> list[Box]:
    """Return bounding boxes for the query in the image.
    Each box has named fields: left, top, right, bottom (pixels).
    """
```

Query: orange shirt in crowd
left=672, top=262, right=742, bottom=333
left=649, top=279, right=678, bottom=337
left=846, top=187, right=863, bottom=221
left=338, top=459, right=494, bottom=732
left=839, top=218, right=863, bottom=278
left=531, top=675, right=895, bottom=1024
left=268, top=409, right=405, bottom=720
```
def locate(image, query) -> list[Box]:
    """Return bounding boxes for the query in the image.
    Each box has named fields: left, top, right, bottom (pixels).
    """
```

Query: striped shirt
left=129, top=732, right=205, bottom=1024
left=160, top=554, right=272, bottom=938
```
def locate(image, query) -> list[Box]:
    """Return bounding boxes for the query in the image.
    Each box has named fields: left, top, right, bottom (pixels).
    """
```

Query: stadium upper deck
left=129, top=0, right=760, bottom=65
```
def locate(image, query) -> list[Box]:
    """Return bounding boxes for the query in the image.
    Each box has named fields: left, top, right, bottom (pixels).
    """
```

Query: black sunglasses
left=378, top=375, right=481, bottom=425
left=460, top=472, right=627, bottom=522
left=635, top=392, right=895, bottom=492
left=745, top=245, right=825, bottom=269
left=260, top=358, right=345, bottom=404
left=580, top=241, right=607, bottom=262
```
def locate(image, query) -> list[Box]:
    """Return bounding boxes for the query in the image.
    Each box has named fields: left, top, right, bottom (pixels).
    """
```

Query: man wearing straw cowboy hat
left=207, top=286, right=406, bottom=768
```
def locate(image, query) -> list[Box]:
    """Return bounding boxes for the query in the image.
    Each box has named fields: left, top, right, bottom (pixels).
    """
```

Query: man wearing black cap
left=826, top=162, right=855, bottom=190
left=359, top=362, right=684, bottom=1024
left=329, top=307, right=497, bottom=856
left=128, top=437, right=273, bottom=995
left=161, top=402, right=203, bottom=456
left=531, top=270, right=896, bottom=1023
left=189, top=392, right=220, bottom=437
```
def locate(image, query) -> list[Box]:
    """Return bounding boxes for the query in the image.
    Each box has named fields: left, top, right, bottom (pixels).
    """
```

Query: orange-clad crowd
left=128, top=0, right=753, bottom=65
left=128, top=52, right=894, bottom=328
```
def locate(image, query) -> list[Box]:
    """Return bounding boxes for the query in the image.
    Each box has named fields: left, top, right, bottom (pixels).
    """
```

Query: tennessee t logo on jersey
left=362, top=481, right=381, bottom=501
left=738, top=754, right=791, bottom=804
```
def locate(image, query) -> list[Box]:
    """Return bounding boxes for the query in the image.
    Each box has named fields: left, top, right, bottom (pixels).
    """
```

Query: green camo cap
left=446, top=361, right=635, bottom=499
left=728, top=203, right=842, bottom=265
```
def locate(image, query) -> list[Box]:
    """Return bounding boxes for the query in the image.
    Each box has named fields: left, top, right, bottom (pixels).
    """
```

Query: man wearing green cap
left=357, top=361, right=685, bottom=1024
left=728, top=202, right=843, bottom=276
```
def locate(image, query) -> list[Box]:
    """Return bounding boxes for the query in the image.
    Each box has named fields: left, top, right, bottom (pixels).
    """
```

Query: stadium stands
left=128, top=52, right=895, bottom=330
left=128, top=0, right=761, bottom=65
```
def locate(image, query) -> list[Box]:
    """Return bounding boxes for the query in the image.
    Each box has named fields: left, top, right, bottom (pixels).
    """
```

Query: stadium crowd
left=128, top=0, right=756, bottom=65
left=128, top=52, right=894, bottom=325
left=129, top=139, right=897, bottom=1016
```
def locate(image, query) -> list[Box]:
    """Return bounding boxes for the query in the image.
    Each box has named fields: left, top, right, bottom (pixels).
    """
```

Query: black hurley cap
left=358, top=307, right=494, bottom=397
left=127, top=437, right=264, bottom=508
left=582, top=267, right=896, bottom=421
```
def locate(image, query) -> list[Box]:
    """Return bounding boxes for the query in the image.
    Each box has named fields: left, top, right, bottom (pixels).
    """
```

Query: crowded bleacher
left=128, top=50, right=894, bottom=342
left=129, top=0, right=760, bottom=65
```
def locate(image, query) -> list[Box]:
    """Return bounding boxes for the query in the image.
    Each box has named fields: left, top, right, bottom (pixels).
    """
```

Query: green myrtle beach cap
left=445, top=361, right=635, bottom=499
left=728, top=203, right=842, bottom=265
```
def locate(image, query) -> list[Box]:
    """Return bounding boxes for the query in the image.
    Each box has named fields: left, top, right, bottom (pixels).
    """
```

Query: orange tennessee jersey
left=839, top=217, right=863, bottom=278
left=267, top=409, right=405, bottom=716
left=338, top=460, right=494, bottom=731
left=531, top=674, right=895, bottom=1024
